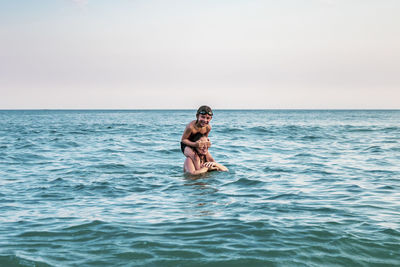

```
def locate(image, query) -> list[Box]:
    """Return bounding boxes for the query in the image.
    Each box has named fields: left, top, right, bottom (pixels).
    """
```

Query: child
left=181, top=105, right=215, bottom=170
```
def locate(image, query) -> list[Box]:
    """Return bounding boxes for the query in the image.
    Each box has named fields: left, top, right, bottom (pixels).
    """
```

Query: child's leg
left=184, top=146, right=201, bottom=169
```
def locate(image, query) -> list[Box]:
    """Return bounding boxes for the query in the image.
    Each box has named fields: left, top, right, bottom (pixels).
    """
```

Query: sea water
left=0, top=110, right=399, bottom=266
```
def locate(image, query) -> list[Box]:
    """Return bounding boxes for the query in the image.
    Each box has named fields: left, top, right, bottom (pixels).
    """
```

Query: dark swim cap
left=196, top=105, right=213, bottom=116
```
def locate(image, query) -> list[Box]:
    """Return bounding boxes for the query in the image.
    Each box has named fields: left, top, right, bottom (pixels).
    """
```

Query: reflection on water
left=183, top=175, right=220, bottom=217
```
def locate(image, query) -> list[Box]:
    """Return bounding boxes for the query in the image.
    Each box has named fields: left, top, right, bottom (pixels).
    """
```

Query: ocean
left=0, top=110, right=399, bottom=266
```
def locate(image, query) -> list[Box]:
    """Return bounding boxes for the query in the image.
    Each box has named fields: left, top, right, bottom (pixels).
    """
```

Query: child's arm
left=204, top=125, right=212, bottom=137
left=204, top=125, right=212, bottom=147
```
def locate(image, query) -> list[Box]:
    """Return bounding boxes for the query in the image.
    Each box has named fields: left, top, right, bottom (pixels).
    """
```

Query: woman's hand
left=202, top=162, right=217, bottom=170
left=202, top=162, right=214, bottom=167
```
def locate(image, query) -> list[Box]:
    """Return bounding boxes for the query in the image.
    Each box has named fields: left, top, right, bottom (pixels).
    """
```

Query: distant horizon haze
left=1, top=0, right=399, bottom=109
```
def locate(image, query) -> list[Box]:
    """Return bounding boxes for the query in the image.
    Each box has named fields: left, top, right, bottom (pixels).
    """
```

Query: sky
left=1, top=0, right=399, bottom=109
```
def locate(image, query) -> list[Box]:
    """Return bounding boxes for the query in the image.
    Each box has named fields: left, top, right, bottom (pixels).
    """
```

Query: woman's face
left=196, top=137, right=210, bottom=155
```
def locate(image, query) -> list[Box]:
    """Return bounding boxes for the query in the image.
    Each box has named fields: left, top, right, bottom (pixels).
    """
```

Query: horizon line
left=1, top=108, right=399, bottom=111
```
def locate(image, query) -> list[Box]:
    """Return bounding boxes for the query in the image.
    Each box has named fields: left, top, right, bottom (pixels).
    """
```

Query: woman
left=183, top=135, right=228, bottom=175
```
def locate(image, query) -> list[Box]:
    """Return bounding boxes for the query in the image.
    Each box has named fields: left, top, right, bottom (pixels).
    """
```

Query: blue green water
left=0, top=110, right=399, bottom=266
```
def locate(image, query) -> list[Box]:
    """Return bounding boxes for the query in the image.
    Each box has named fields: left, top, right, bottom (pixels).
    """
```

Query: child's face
left=197, top=114, right=212, bottom=127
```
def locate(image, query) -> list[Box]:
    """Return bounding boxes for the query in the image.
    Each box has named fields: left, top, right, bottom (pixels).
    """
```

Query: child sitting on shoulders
left=181, top=105, right=215, bottom=170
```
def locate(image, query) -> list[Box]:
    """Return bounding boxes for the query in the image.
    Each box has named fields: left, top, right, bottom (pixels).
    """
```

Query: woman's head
left=192, top=134, right=210, bottom=155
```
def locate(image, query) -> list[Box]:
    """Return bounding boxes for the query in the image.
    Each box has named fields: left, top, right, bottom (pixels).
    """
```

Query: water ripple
left=0, top=110, right=400, bottom=266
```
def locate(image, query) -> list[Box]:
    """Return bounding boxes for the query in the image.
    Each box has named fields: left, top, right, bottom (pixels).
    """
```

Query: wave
left=267, top=193, right=301, bottom=200
left=365, top=145, right=383, bottom=153
left=51, top=141, right=80, bottom=149
left=229, top=177, right=265, bottom=186
left=248, top=126, right=274, bottom=134
left=264, top=166, right=294, bottom=173
left=0, top=255, right=52, bottom=267
left=9, top=153, right=50, bottom=163
left=301, top=135, right=322, bottom=141
left=90, top=163, right=128, bottom=170
left=216, top=127, right=245, bottom=133
left=343, top=125, right=376, bottom=132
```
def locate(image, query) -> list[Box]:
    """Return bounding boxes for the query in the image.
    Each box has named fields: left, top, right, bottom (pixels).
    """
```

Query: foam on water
left=0, top=110, right=399, bottom=266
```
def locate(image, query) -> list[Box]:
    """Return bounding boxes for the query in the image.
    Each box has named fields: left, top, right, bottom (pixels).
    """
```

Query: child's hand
left=198, top=140, right=211, bottom=148
left=196, top=140, right=207, bottom=149
left=195, top=140, right=202, bottom=148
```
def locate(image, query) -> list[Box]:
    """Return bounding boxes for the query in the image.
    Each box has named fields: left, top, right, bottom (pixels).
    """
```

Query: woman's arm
left=203, top=162, right=228, bottom=172
left=214, top=162, right=228, bottom=172
left=184, top=157, right=208, bottom=175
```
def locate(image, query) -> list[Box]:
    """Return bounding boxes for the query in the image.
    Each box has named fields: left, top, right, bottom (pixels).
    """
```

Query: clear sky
left=1, top=0, right=399, bottom=109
